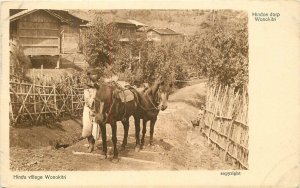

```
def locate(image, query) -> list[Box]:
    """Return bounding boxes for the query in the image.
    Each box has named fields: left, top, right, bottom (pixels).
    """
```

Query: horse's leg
left=111, top=120, right=119, bottom=162
left=140, top=119, right=147, bottom=149
left=134, top=116, right=141, bottom=152
left=120, top=119, right=129, bottom=151
left=87, top=135, right=95, bottom=153
left=100, top=123, right=107, bottom=157
left=149, top=117, right=157, bottom=146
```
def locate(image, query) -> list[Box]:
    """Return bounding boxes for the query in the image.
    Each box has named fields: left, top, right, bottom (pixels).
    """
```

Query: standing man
left=192, top=104, right=206, bottom=131
left=82, top=67, right=100, bottom=152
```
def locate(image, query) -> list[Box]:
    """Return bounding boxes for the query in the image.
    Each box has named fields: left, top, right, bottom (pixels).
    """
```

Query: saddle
left=118, top=89, right=135, bottom=103
left=113, top=81, right=135, bottom=103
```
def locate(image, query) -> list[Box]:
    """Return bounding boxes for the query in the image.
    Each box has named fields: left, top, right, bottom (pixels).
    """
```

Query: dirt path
left=10, top=83, right=233, bottom=171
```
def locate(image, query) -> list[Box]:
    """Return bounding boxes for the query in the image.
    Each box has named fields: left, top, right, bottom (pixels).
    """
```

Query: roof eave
left=10, top=9, right=38, bottom=22
left=10, top=9, right=89, bottom=25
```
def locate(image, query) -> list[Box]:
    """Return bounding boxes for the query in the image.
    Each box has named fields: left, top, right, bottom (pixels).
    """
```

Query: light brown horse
left=132, top=76, right=171, bottom=151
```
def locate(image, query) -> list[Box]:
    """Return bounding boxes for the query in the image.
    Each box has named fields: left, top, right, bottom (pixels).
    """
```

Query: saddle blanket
left=118, top=89, right=135, bottom=103
left=116, top=81, right=130, bottom=89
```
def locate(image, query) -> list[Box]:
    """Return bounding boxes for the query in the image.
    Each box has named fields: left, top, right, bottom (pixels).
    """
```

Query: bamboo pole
left=71, top=87, right=74, bottom=113
left=33, top=76, right=37, bottom=120
left=72, top=151, right=161, bottom=165
left=223, top=89, right=240, bottom=161
left=53, top=84, right=57, bottom=117
left=207, top=85, right=221, bottom=142
left=9, top=89, right=14, bottom=125
left=9, top=72, right=86, bottom=125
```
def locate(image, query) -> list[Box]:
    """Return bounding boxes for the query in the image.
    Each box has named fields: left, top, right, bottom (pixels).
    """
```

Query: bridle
left=149, top=88, right=162, bottom=110
left=94, top=83, right=117, bottom=124
left=138, top=87, right=162, bottom=111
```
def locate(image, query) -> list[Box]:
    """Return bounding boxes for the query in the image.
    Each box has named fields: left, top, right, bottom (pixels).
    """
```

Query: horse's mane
left=142, top=86, right=151, bottom=94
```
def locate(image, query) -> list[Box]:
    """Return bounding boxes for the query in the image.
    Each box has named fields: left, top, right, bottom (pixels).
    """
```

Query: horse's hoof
left=111, top=158, right=119, bottom=163
left=88, top=146, right=94, bottom=153
left=140, top=145, right=144, bottom=150
left=135, top=147, right=140, bottom=152
left=100, top=151, right=107, bottom=158
left=149, top=144, right=155, bottom=149
left=119, top=145, right=126, bottom=151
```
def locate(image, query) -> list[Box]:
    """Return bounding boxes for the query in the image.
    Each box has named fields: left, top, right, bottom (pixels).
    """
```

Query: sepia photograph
left=1, top=1, right=300, bottom=188
left=8, top=8, right=249, bottom=171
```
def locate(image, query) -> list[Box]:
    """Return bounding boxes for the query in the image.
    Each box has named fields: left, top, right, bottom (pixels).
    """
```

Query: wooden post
left=139, top=50, right=141, bottom=64
left=56, top=55, right=60, bottom=69
left=71, top=87, right=74, bottom=113
left=33, top=76, right=36, bottom=121
left=9, top=83, right=14, bottom=125
left=53, top=84, right=57, bottom=117
left=207, top=85, right=221, bottom=143
left=129, top=50, right=132, bottom=59
left=207, top=114, right=215, bottom=144
left=223, top=119, right=235, bottom=161
left=223, top=90, right=239, bottom=161
left=42, top=82, right=45, bottom=121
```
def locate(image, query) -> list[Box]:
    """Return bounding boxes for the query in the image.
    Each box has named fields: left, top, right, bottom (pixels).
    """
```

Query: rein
left=102, top=98, right=116, bottom=124
left=147, top=91, right=160, bottom=111
left=94, top=83, right=117, bottom=124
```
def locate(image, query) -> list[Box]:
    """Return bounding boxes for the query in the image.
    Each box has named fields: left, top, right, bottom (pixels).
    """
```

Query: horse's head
left=94, top=84, right=113, bottom=124
left=157, top=82, right=172, bottom=111
left=153, top=76, right=172, bottom=111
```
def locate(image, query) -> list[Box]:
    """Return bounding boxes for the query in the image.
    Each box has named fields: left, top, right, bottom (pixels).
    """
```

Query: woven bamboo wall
left=203, top=85, right=249, bottom=169
left=9, top=76, right=84, bottom=125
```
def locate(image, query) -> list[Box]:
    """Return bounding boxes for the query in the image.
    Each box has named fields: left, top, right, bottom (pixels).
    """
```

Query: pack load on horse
left=94, top=76, right=139, bottom=162
left=92, top=73, right=172, bottom=162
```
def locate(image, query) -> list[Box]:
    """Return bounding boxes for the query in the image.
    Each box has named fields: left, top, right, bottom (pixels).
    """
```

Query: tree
left=186, top=11, right=248, bottom=89
left=82, top=16, right=120, bottom=69
left=127, top=42, right=188, bottom=87
left=82, top=16, right=189, bottom=87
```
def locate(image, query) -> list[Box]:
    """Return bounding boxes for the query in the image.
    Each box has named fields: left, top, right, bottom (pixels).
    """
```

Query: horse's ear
left=157, top=75, right=164, bottom=85
left=94, top=83, right=99, bottom=89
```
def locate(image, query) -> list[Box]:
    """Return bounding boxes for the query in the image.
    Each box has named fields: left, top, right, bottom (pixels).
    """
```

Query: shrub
left=10, top=39, right=31, bottom=79
left=82, top=16, right=121, bottom=68
left=82, top=18, right=189, bottom=88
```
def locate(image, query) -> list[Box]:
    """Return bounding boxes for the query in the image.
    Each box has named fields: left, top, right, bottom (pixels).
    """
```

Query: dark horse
left=94, top=82, right=138, bottom=162
left=133, top=76, right=171, bottom=151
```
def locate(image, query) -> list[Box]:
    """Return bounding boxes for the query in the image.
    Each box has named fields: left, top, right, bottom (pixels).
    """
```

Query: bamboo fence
left=203, top=84, right=249, bottom=169
left=9, top=75, right=84, bottom=125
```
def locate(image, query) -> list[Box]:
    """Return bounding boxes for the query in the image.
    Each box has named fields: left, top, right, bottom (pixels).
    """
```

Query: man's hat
left=87, top=67, right=100, bottom=75
left=87, top=67, right=101, bottom=82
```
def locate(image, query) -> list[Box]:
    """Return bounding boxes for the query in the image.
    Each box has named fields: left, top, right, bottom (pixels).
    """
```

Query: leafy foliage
left=82, top=10, right=248, bottom=89
left=115, top=42, right=189, bottom=87
left=82, top=17, right=188, bottom=87
left=10, top=40, right=32, bottom=79
left=82, top=17, right=120, bottom=68
left=184, top=11, right=248, bottom=88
